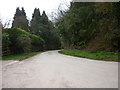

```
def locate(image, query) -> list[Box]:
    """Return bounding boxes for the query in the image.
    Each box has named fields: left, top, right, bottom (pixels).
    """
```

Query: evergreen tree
left=30, top=9, right=61, bottom=50
left=41, top=11, right=48, bottom=24
left=40, top=11, right=52, bottom=49
left=22, top=7, right=26, bottom=16
left=12, top=7, right=29, bottom=32
left=30, top=8, right=42, bottom=34
left=40, top=11, right=61, bottom=50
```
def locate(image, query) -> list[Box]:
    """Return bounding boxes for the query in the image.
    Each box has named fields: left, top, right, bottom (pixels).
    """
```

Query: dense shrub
left=29, top=34, right=44, bottom=45
left=106, top=28, right=120, bottom=51
left=2, top=33, right=11, bottom=47
left=17, top=34, right=31, bottom=53
left=55, top=2, right=119, bottom=52
left=2, top=33, right=11, bottom=56
left=4, top=28, right=44, bottom=54
left=29, top=34, right=45, bottom=51
left=6, top=28, right=29, bottom=41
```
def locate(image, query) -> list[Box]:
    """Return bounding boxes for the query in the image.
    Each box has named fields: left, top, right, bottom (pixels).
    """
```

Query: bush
left=4, top=28, right=44, bottom=54
left=29, top=34, right=45, bottom=45
left=5, top=28, right=29, bottom=42
left=2, top=32, right=11, bottom=56
left=2, top=33, right=11, bottom=47
left=106, top=28, right=120, bottom=51
left=17, top=34, right=31, bottom=53
left=29, top=34, right=45, bottom=51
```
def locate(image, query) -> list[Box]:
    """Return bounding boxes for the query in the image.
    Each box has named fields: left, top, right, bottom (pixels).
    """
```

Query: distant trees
left=30, top=9, right=61, bottom=50
left=12, top=7, right=29, bottom=32
left=2, top=7, right=61, bottom=56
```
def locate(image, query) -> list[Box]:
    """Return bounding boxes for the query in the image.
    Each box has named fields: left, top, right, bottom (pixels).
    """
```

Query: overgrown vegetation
left=2, top=28, right=44, bottom=56
left=30, top=8, right=61, bottom=50
left=2, top=2, right=119, bottom=61
left=59, top=50, right=119, bottom=62
left=56, top=2, right=119, bottom=61
left=2, top=7, right=61, bottom=58
left=55, top=2, right=120, bottom=52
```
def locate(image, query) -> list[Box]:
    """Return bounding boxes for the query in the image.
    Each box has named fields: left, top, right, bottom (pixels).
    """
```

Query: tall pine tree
left=41, top=11, right=61, bottom=50
left=12, top=7, right=29, bottom=32
left=30, top=8, right=42, bottom=34
left=41, top=11, right=49, bottom=24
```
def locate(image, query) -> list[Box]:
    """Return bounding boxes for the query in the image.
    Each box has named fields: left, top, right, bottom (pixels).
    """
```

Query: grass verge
left=59, top=50, right=119, bottom=62
left=1, top=52, right=41, bottom=60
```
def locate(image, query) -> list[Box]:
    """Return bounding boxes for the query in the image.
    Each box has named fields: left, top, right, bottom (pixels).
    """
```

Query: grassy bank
left=59, top=50, right=119, bottom=62
left=1, top=52, right=41, bottom=60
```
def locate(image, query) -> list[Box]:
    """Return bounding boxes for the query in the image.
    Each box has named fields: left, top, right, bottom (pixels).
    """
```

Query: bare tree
left=49, top=0, right=71, bottom=23
left=3, top=20, right=11, bottom=28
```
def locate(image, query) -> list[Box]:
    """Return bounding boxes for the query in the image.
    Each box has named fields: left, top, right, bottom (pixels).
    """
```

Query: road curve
left=2, top=50, right=118, bottom=88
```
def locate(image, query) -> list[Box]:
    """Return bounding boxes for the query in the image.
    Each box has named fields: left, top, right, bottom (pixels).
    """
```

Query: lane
left=2, top=50, right=118, bottom=88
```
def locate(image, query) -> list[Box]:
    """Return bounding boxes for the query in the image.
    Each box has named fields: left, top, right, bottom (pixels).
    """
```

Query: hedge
left=3, top=28, right=45, bottom=54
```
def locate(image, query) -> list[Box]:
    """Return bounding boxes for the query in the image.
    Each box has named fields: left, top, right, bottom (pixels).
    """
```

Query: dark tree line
left=12, top=7, right=61, bottom=50
left=2, top=7, right=61, bottom=56
left=30, top=8, right=61, bottom=49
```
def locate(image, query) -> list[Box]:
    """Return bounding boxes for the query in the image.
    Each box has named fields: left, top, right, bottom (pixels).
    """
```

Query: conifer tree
left=41, top=11, right=48, bottom=24
left=12, top=7, right=29, bottom=32
left=30, top=8, right=42, bottom=34
left=30, top=9, right=61, bottom=50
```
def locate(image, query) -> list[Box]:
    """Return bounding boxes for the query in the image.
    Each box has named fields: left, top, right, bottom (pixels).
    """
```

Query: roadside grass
left=59, top=50, right=119, bottom=62
left=1, top=52, right=41, bottom=60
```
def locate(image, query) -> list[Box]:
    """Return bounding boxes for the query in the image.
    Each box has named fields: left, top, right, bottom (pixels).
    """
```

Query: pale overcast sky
left=0, top=0, right=72, bottom=25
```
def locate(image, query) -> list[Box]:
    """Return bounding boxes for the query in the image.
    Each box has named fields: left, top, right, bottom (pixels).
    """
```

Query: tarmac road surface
left=2, top=50, right=118, bottom=88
